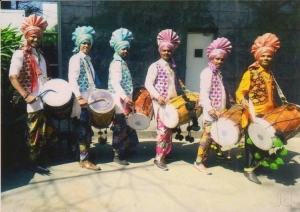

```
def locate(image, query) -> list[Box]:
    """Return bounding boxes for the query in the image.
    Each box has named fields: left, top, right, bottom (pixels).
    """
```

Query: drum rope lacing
left=172, top=78, right=200, bottom=143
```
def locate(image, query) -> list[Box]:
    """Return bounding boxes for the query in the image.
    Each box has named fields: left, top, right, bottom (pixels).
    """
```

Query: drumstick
left=248, top=99, right=256, bottom=123
left=178, top=79, right=191, bottom=93
left=36, top=89, right=57, bottom=99
left=89, top=98, right=108, bottom=105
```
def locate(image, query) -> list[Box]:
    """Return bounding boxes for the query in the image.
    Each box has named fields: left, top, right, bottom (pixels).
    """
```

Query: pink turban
left=21, top=14, right=48, bottom=38
left=251, top=33, right=280, bottom=61
left=206, top=37, right=232, bottom=60
left=157, top=29, right=180, bottom=53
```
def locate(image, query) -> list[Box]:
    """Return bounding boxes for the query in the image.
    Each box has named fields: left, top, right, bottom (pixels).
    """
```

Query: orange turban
left=20, top=14, right=48, bottom=38
left=251, top=33, right=280, bottom=61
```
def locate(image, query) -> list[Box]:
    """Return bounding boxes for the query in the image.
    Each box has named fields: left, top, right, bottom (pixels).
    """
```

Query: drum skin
left=211, top=104, right=244, bottom=146
left=248, top=104, right=300, bottom=150
left=41, top=79, right=74, bottom=120
left=127, top=87, right=154, bottom=130
left=159, top=92, right=202, bottom=128
left=88, top=89, right=115, bottom=129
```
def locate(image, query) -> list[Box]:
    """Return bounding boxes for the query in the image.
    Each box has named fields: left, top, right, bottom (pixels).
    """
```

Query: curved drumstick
left=37, top=89, right=57, bottom=99
left=248, top=99, right=256, bottom=123
left=89, top=98, right=108, bottom=105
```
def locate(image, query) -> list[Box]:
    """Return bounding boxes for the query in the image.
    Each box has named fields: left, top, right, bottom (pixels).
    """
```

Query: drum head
left=127, top=113, right=150, bottom=130
left=88, top=89, right=115, bottom=113
left=248, top=118, right=275, bottom=151
left=158, top=104, right=179, bottom=128
left=41, top=79, right=72, bottom=106
left=211, top=119, right=240, bottom=146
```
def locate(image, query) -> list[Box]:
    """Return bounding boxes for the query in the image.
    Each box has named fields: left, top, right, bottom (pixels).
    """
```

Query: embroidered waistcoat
left=249, top=69, right=273, bottom=106
left=77, top=58, right=92, bottom=92
left=209, top=71, right=222, bottom=109
left=154, top=63, right=169, bottom=99
left=108, top=60, right=133, bottom=95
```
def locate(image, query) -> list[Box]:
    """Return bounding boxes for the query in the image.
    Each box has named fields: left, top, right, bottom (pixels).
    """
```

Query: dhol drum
left=248, top=103, right=300, bottom=150
left=159, top=92, right=202, bottom=128
left=127, top=86, right=154, bottom=130
left=40, top=79, right=74, bottom=120
left=88, top=89, right=115, bottom=129
left=211, top=104, right=244, bottom=146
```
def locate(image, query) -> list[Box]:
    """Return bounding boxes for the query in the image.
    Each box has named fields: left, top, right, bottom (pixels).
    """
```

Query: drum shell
left=41, top=79, right=74, bottom=120
left=87, top=89, right=115, bottom=129
left=44, top=95, right=74, bottom=120
left=127, top=87, right=154, bottom=130
left=262, top=104, right=300, bottom=140
left=211, top=105, right=244, bottom=146
left=132, top=87, right=154, bottom=119
left=248, top=104, right=300, bottom=150
left=159, top=92, right=202, bottom=128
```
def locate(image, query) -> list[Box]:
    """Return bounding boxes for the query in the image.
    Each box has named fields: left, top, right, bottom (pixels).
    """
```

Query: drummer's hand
left=78, top=98, right=87, bottom=107
left=124, top=97, right=133, bottom=106
left=26, top=95, right=37, bottom=104
left=209, top=109, right=218, bottom=120
left=241, top=98, right=249, bottom=109
left=157, top=96, right=166, bottom=105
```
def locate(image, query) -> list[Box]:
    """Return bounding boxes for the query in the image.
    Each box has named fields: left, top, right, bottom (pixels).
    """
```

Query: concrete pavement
left=1, top=123, right=300, bottom=212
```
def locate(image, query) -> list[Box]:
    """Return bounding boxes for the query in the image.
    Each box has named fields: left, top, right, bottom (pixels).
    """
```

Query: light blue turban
left=109, top=28, right=133, bottom=52
left=72, top=26, right=95, bottom=53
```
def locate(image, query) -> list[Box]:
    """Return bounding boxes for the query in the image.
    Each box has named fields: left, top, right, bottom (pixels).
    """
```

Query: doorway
left=185, top=33, right=214, bottom=93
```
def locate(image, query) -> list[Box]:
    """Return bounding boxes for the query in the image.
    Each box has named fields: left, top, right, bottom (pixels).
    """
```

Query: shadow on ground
left=2, top=138, right=300, bottom=193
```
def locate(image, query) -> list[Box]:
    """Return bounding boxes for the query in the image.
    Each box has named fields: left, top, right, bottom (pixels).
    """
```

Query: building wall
left=61, top=1, right=300, bottom=104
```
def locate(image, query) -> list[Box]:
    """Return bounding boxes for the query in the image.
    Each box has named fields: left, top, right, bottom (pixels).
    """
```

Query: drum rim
left=248, top=122, right=274, bottom=151
left=88, top=89, right=115, bottom=113
left=41, top=79, right=73, bottom=106
left=211, top=119, right=240, bottom=146
left=159, top=104, right=179, bottom=128
left=127, top=113, right=151, bottom=130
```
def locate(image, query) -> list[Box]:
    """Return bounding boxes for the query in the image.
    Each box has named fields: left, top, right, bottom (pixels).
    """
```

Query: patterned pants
left=27, top=110, right=59, bottom=161
left=196, top=120, right=221, bottom=163
left=74, top=108, right=92, bottom=161
left=156, top=113, right=173, bottom=157
left=112, top=114, right=139, bottom=156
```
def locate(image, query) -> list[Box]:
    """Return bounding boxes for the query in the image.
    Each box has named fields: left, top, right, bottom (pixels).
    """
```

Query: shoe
left=154, top=159, right=168, bottom=171
left=27, top=162, right=50, bottom=174
left=244, top=171, right=261, bottom=184
left=194, top=162, right=212, bottom=175
left=79, top=160, right=101, bottom=171
left=215, top=154, right=233, bottom=162
left=114, top=157, right=129, bottom=165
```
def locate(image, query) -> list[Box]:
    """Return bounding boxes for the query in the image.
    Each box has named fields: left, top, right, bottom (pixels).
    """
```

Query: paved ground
left=1, top=124, right=300, bottom=212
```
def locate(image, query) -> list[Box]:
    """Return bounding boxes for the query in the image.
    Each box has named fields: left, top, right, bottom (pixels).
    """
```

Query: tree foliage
left=1, top=24, right=23, bottom=97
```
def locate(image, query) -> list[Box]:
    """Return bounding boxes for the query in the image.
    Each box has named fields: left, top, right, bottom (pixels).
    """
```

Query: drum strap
left=270, top=71, right=288, bottom=105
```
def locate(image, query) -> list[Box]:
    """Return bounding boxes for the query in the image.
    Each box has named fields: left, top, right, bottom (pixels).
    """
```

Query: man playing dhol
left=194, top=37, right=232, bottom=174
left=145, top=29, right=180, bottom=171
left=108, top=28, right=139, bottom=165
left=68, top=26, right=101, bottom=171
left=236, top=33, right=281, bottom=184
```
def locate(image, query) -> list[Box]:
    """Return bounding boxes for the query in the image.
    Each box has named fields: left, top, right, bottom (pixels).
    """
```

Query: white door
left=185, top=33, right=214, bottom=93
